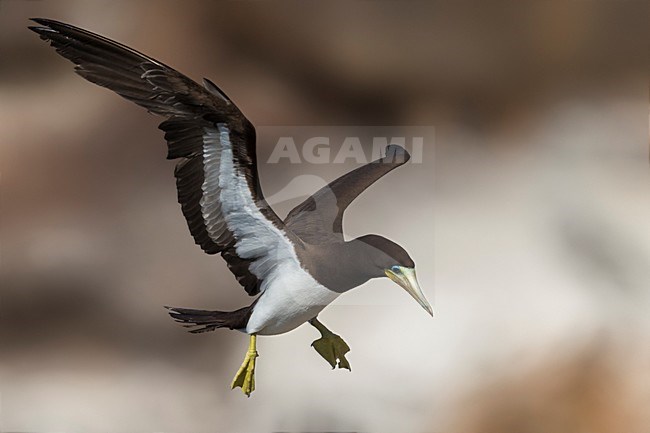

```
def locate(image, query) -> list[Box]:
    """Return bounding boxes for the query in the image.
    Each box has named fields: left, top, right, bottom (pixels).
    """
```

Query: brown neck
left=298, top=238, right=384, bottom=293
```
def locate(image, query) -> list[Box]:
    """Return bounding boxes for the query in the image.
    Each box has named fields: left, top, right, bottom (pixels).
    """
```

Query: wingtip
left=384, top=144, right=411, bottom=163
left=28, top=18, right=81, bottom=33
left=28, top=18, right=57, bottom=36
left=29, top=17, right=51, bottom=26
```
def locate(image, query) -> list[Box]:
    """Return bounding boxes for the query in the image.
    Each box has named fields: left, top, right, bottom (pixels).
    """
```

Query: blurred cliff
left=0, top=1, right=648, bottom=432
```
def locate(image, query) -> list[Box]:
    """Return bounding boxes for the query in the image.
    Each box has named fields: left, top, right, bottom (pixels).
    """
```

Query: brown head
left=353, top=235, right=433, bottom=316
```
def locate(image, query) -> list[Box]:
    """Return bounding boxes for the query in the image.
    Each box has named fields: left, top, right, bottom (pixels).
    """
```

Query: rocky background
left=1, top=1, right=649, bottom=432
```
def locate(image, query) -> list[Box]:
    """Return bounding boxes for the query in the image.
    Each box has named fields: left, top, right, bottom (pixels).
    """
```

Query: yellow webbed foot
left=309, top=318, right=351, bottom=371
left=312, top=333, right=351, bottom=370
left=231, top=335, right=258, bottom=396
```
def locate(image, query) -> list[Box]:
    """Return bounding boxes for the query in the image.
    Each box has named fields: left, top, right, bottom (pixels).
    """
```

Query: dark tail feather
left=165, top=305, right=252, bottom=334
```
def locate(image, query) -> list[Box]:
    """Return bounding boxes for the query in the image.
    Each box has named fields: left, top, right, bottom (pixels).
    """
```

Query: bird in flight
left=30, top=18, right=433, bottom=397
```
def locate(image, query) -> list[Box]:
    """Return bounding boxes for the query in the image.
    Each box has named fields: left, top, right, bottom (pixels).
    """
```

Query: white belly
left=245, top=263, right=340, bottom=335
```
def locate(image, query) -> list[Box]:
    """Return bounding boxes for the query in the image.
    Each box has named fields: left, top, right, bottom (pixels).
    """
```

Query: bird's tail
left=165, top=306, right=250, bottom=334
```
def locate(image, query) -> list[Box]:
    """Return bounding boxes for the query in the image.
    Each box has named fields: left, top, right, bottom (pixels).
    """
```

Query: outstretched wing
left=30, top=18, right=297, bottom=295
left=285, top=145, right=410, bottom=244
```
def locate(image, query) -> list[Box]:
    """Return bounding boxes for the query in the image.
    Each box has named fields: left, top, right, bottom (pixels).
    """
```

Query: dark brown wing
left=30, top=18, right=294, bottom=295
left=284, top=145, right=410, bottom=244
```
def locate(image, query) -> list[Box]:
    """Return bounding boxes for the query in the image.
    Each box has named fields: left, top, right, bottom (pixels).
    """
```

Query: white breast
left=246, top=263, right=340, bottom=335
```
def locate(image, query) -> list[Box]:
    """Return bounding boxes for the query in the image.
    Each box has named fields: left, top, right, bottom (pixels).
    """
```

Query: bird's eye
left=391, top=265, right=402, bottom=273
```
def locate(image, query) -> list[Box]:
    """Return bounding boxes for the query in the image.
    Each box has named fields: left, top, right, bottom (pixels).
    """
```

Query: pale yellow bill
left=385, top=267, right=434, bottom=316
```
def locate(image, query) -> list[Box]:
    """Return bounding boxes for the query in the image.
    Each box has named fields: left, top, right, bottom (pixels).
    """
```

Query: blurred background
left=1, top=1, right=649, bottom=432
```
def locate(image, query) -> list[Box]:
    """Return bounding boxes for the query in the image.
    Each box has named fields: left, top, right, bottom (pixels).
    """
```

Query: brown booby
left=29, top=18, right=433, bottom=396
